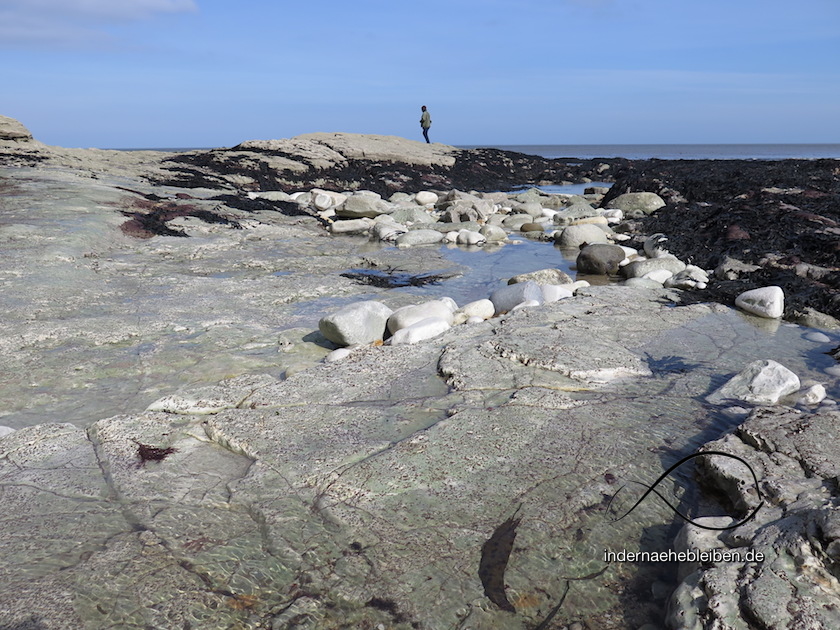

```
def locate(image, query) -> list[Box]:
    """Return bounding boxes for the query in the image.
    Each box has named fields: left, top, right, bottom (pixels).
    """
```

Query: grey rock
left=420, top=220, right=481, bottom=233
left=515, top=201, right=544, bottom=217
left=552, top=203, right=599, bottom=226
left=389, top=206, right=435, bottom=224
left=793, top=307, right=840, bottom=330
left=669, top=406, right=840, bottom=629
left=490, top=280, right=543, bottom=314
left=554, top=223, right=610, bottom=248
left=714, top=256, right=761, bottom=280
left=622, top=256, right=686, bottom=279
left=336, top=192, right=391, bottom=218
left=502, top=213, right=535, bottom=229
left=605, top=192, right=666, bottom=216
left=623, top=277, right=665, bottom=289
left=395, top=229, right=444, bottom=247
left=318, top=300, right=393, bottom=346
left=576, top=243, right=627, bottom=275
left=508, top=268, right=573, bottom=285
left=329, top=217, right=374, bottom=234
left=479, top=224, right=507, bottom=242
left=414, top=190, right=438, bottom=205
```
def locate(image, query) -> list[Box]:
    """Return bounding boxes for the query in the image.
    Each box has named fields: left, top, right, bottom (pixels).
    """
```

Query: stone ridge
left=157, top=132, right=619, bottom=195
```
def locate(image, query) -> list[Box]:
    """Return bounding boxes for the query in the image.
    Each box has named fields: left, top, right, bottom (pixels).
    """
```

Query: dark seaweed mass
left=155, top=145, right=623, bottom=196
left=603, top=159, right=840, bottom=321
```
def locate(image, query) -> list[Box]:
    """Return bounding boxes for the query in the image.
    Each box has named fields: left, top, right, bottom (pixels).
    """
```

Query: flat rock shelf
left=1, top=121, right=839, bottom=629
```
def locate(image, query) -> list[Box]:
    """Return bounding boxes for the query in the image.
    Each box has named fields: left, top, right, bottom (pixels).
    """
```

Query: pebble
left=804, top=331, right=831, bottom=343
left=825, top=365, right=840, bottom=378
left=735, top=286, right=785, bottom=319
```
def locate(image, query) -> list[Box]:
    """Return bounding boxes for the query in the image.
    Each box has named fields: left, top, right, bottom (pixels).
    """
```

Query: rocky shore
left=1, top=115, right=839, bottom=629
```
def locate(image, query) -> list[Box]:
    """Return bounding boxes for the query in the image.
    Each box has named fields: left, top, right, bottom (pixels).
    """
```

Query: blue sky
left=1, top=0, right=838, bottom=148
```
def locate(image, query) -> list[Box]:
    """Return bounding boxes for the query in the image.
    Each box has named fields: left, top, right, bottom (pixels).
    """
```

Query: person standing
left=419, top=105, right=432, bottom=143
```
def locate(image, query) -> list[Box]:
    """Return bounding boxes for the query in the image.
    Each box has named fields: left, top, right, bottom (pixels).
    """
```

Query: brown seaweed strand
left=478, top=504, right=523, bottom=613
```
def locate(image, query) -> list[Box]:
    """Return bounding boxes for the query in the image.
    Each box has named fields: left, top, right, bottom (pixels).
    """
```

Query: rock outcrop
left=153, top=132, right=621, bottom=195
left=0, top=115, right=33, bottom=141
left=669, top=405, right=840, bottom=629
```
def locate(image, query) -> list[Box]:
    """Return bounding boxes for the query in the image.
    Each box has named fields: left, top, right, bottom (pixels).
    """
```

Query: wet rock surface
left=1, top=117, right=840, bottom=629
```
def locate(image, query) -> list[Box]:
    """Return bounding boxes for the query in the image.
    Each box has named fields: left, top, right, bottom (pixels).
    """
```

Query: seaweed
left=340, top=267, right=457, bottom=288
left=478, top=504, right=523, bottom=613
left=134, top=441, right=178, bottom=466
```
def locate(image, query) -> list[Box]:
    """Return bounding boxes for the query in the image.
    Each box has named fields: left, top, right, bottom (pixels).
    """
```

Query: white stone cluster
left=317, top=268, right=590, bottom=355
left=250, top=185, right=644, bottom=249
left=706, top=357, right=833, bottom=414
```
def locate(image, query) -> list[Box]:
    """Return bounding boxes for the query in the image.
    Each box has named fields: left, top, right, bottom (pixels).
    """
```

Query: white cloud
left=0, top=0, right=197, bottom=19
left=0, top=0, right=197, bottom=47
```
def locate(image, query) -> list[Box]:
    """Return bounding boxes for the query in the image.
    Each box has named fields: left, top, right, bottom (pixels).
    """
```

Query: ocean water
left=459, top=144, right=840, bottom=160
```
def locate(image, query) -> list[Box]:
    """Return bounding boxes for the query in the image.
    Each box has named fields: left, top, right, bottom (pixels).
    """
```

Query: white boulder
left=387, top=299, right=456, bottom=334
left=319, top=301, right=393, bottom=347
left=735, top=286, right=785, bottom=319
left=414, top=191, right=439, bottom=205
left=706, top=359, right=801, bottom=405
left=390, top=317, right=451, bottom=345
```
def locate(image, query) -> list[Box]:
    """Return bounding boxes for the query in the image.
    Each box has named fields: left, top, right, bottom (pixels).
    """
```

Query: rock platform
left=1, top=117, right=839, bottom=629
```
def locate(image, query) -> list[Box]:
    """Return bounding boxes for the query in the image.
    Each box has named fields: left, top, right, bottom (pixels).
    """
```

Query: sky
left=1, top=0, right=839, bottom=148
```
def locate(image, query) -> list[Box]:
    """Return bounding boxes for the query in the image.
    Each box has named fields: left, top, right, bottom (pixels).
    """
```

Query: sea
left=458, top=143, right=840, bottom=160
left=132, top=144, right=840, bottom=161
